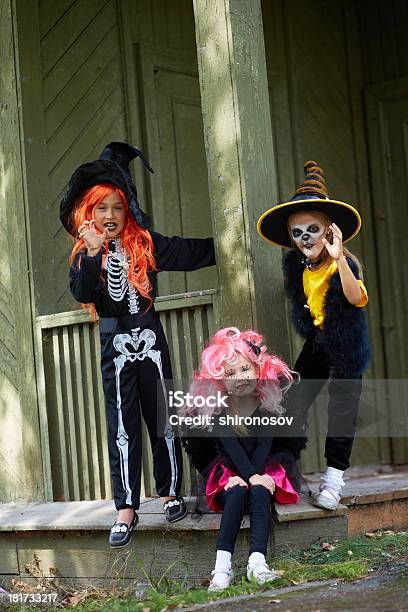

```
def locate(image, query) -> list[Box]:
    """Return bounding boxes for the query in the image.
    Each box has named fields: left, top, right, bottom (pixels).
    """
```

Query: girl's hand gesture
left=322, top=223, right=343, bottom=260
left=78, top=220, right=107, bottom=256
left=249, top=473, right=275, bottom=494
left=224, top=475, right=248, bottom=490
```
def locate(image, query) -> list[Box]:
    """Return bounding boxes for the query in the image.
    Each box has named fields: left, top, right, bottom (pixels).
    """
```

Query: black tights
left=215, top=485, right=272, bottom=555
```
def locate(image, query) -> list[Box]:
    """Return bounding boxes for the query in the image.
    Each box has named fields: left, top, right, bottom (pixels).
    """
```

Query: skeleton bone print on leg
left=106, top=239, right=140, bottom=314
left=112, top=327, right=178, bottom=499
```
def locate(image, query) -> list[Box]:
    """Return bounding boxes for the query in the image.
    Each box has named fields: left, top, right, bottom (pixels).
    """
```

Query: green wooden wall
left=7, top=0, right=408, bottom=484
left=0, top=0, right=44, bottom=501
left=262, top=0, right=408, bottom=469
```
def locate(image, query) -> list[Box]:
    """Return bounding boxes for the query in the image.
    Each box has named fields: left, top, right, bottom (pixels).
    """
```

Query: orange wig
left=69, top=183, right=156, bottom=320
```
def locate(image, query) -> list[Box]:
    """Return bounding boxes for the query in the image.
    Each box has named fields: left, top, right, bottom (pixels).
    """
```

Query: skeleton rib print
left=106, top=241, right=140, bottom=314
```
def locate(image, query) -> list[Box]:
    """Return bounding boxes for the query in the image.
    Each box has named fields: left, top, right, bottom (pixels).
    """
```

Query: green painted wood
left=139, top=44, right=216, bottom=296
left=0, top=0, right=45, bottom=502
left=38, top=0, right=77, bottom=40
left=82, top=324, right=102, bottom=499
left=62, top=327, right=80, bottom=500
left=44, top=24, right=119, bottom=138
left=40, top=0, right=111, bottom=76
left=43, top=2, right=118, bottom=108
left=0, top=533, right=18, bottom=574
left=118, top=0, right=149, bottom=214
left=182, top=309, right=194, bottom=376
left=193, top=306, right=205, bottom=359
left=357, top=0, right=408, bottom=85
left=260, top=0, right=396, bottom=472
left=343, top=0, right=391, bottom=467
left=93, top=324, right=112, bottom=500
left=21, top=0, right=129, bottom=317
left=193, top=0, right=288, bottom=352
left=169, top=311, right=183, bottom=379
left=52, top=329, right=70, bottom=501
left=47, top=56, right=123, bottom=164
left=365, top=78, right=408, bottom=464
left=35, top=324, right=53, bottom=501
left=72, top=325, right=91, bottom=500
left=128, top=0, right=196, bottom=52
left=37, top=299, right=215, bottom=501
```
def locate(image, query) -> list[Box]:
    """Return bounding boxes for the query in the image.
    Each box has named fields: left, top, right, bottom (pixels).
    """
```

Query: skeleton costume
left=257, top=161, right=371, bottom=509
left=61, top=143, right=216, bottom=526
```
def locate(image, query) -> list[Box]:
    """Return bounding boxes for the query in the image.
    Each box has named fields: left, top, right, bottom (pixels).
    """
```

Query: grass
left=5, top=530, right=408, bottom=611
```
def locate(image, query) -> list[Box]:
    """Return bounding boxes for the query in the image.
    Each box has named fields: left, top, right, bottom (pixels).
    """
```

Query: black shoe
left=109, top=511, right=139, bottom=548
left=163, top=496, right=187, bottom=523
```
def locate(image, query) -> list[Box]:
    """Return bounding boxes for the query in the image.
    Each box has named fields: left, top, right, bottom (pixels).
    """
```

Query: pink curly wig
left=185, top=327, right=295, bottom=418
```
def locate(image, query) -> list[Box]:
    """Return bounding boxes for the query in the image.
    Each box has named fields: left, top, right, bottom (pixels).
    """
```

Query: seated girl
left=182, top=327, right=299, bottom=592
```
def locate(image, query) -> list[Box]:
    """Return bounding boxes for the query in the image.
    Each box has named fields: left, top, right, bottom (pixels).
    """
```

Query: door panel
left=140, top=46, right=216, bottom=296
left=366, top=78, right=408, bottom=463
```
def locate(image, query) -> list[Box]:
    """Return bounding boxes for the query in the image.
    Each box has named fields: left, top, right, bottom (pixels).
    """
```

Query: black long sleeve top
left=69, top=230, right=215, bottom=317
left=212, top=408, right=274, bottom=483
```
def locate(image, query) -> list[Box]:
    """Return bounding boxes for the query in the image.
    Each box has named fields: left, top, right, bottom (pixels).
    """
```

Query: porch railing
left=35, top=290, right=217, bottom=502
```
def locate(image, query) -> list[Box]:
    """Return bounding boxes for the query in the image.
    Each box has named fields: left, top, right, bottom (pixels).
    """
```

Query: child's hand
left=224, top=476, right=248, bottom=490
left=249, top=474, right=275, bottom=493
left=78, top=220, right=107, bottom=256
left=322, top=223, right=343, bottom=260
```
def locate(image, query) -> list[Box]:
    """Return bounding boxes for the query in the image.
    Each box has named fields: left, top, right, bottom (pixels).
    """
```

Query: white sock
left=248, top=552, right=266, bottom=569
left=325, top=467, right=344, bottom=479
left=215, top=550, right=232, bottom=571
left=323, top=467, right=345, bottom=485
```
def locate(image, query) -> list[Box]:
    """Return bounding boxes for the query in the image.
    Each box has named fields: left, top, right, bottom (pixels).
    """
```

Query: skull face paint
left=288, top=211, right=328, bottom=261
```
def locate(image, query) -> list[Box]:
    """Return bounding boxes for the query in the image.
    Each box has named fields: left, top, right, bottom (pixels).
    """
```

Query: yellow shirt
left=303, top=260, right=368, bottom=328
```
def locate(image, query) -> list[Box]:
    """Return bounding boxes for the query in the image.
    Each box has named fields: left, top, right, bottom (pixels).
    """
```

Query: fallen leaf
left=268, top=599, right=282, bottom=603
left=321, top=542, right=335, bottom=551
left=365, top=532, right=376, bottom=538
left=347, top=550, right=353, bottom=556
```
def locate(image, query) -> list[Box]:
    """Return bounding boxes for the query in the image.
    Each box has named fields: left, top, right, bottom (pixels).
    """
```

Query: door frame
left=365, top=76, right=408, bottom=464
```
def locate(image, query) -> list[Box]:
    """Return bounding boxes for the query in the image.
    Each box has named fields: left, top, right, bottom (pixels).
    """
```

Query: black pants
left=100, top=314, right=183, bottom=510
left=215, top=485, right=273, bottom=556
left=284, top=333, right=362, bottom=471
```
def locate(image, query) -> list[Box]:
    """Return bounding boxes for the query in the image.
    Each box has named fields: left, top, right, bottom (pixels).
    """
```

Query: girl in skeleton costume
left=60, top=142, right=216, bottom=547
left=257, top=161, right=371, bottom=511
left=182, top=327, right=299, bottom=591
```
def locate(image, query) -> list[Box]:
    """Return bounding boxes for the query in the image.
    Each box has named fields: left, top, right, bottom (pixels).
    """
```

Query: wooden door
left=139, top=45, right=216, bottom=296
left=366, top=77, right=408, bottom=463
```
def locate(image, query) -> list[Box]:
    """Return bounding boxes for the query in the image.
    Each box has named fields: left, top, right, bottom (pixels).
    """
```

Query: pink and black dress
left=186, top=408, right=299, bottom=556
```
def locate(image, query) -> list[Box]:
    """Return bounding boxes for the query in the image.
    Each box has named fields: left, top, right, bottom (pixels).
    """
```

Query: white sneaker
left=208, top=568, right=234, bottom=591
left=313, top=467, right=345, bottom=510
left=247, top=561, right=281, bottom=585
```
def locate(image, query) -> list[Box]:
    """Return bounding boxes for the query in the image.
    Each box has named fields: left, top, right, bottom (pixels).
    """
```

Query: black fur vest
left=283, top=250, right=371, bottom=376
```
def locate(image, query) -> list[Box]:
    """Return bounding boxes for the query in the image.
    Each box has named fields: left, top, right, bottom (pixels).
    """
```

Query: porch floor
left=1, top=468, right=407, bottom=589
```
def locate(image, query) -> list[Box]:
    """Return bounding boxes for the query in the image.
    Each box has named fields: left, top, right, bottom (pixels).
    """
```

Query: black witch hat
left=60, top=142, right=153, bottom=236
left=257, top=161, right=361, bottom=248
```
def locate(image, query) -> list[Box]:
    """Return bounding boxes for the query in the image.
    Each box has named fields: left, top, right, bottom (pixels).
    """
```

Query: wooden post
left=193, top=0, right=289, bottom=355
left=0, top=0, right=45, bottom=501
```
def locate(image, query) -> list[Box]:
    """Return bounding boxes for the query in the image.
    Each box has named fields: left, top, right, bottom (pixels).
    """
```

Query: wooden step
left=274, top=495, right=348, bottom=553
left=306, top=469, right=408, bottom=536
left=0, top=470, right=406, bottom=588
left=0, top=495, right=348, bottom=588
